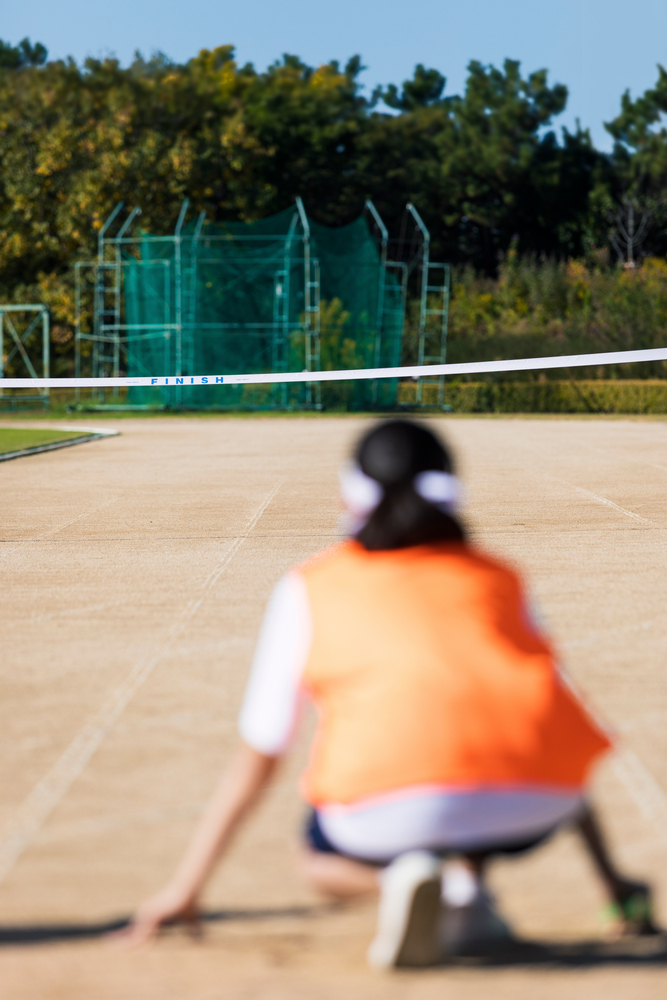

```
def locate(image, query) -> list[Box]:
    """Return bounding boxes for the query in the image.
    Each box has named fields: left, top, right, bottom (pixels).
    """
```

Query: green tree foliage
left=0, top=39, right=666, bottom=375
left=0, top=37, right=47, bottom=69
left=379, top=63, right=446, bottom=110
left=0, top=45, right=369, bottom=327
left=606, top=65, right=667, bottom=188
left=367, top=59, right=604, bottom=269
left=431, top=254, right=667, bottom=380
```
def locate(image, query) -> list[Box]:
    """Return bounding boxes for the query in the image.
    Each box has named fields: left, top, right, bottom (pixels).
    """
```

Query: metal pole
left=99, top=201, right=124, bottom=261
left=406, top=203, right=430, bottom=362
left=42, top=308, right=50, bottom=402
left=365, top=200, right=389, bottom=402
left=365, top=199, right=389, bottom=257
left=406, top=203, right=430, bottom=404
left=295, top=197, right=313, bottom=406
left=111, top=208, right=141, bottom=396
left=112, top=253, right=122, bottom=394
left=284, top=210, right=299, bottom=405
left=95, top=202, right=123, bottom=401
left=174, top=199, right=189, bottom=404
left=312, top=258, right=321, bottom=409
left=75, top=263, right=81, bottom=403
left=187, top=210, right=206, bottom=381
left=193, top=209, right=206, bottom=240
left=164, top=261, right=171, bottom=402
left=115, top=206, right=141, bottom=243
left=438, top=266, right=451, bottom=408
left=273, top=210, right=299, bottom=407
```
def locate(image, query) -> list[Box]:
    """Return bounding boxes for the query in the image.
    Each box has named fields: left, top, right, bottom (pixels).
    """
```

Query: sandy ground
left=1, top=414, right=667, bottom=999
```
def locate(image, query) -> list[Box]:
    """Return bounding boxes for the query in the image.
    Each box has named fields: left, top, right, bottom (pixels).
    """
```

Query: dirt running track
left=1, top=415, right=667, bottom=999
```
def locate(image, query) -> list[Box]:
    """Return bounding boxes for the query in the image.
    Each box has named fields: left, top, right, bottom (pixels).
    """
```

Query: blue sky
left=5, top=0, right=667, bottom=150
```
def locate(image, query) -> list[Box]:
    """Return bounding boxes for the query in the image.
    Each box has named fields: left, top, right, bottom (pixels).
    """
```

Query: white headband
left=339, top=462, right=461, bottom=520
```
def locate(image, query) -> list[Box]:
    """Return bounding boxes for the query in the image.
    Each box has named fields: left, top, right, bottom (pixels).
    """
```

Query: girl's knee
left=296, top=844, right=380, bottom=899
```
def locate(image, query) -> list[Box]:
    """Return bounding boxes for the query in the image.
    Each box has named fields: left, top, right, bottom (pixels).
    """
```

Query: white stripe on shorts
left=318, top=786, right=584, bottom=862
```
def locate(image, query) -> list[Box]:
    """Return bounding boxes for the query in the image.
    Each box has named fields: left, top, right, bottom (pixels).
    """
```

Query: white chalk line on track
left=572, top=486, right=656, bottom=525
left=541, top=472, right=658, bottom=526
left=0, top=602, right=130, bottom=640
left=0, top=478, right=284, bottom=887
left=40, top=802, right=205, bottom=845
left=26, top=600, right=128, bottom=625
left=561, top=619, right=656, bottom=650
left=524, top=465, right=667, bottom=842
left=36, top=498, right=120, bottom=540
left=3, top=345, right=667, bottom=389
left=612, top=749, right=667, bottom=827
left=0, top=499, right=119, bottom=575
left=618, top=709, right=667, bottom=733
left=559, top=496, right=667, bottom=842
left=557, top=478, right=667, bottom=830
left=572, top=494, right=667, bottom=841
left=581, top=442, right=667, bottom=479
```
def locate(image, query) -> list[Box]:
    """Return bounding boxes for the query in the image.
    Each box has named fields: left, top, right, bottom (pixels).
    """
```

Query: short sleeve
left=238, top=572, right=311, bottom=755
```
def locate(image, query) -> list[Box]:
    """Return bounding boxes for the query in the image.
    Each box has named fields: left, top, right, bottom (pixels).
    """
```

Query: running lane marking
left=543, top=473, right=657, bottom=525
left=0, top=499, right=119, bottom=565
left=572, top=485, right=655, bottom=525
left=612, top=748, right=667, bottom=827
left=36, top=497, right=120, bottom=539
left=556, top=479, right=667, bottom=835
left=561, top=619, right=656, bottom=650
left=0, top=479, right=284, bottom=886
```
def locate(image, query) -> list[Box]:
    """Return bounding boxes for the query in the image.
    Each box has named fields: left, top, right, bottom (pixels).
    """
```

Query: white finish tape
left=2, top=347, right=667, bottom=389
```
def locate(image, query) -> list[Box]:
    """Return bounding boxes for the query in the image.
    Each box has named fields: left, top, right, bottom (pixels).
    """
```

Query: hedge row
left=398, top=380, right=667, bottom=414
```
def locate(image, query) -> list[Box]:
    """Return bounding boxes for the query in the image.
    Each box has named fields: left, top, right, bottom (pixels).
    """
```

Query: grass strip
left=0, top=428, right=93, bottom=456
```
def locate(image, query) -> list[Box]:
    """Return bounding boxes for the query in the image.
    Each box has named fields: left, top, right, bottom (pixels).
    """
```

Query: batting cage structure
left=74, top=198, right=449, bottom=410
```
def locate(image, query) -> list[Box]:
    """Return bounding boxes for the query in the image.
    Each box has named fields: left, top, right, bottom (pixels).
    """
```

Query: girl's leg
left=296, top=844, right=380, bottom=899
left=576, top=801, right=628, bottom=894
left=457, top=853, right=488, bottom=879
left=439, top=854, right=513, bottom=954
left=298, top=845, right=443, bottom=968
left=575, top=801, right=658, bottom=933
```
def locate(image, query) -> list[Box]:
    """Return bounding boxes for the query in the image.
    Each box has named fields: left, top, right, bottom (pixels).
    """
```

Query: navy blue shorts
left=304, top=809, right=557, bottom=866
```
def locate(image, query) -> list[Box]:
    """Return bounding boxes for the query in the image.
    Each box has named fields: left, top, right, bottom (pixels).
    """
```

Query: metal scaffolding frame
left=75, top=197, right=329, bottom=408
left=0, top=304, right=50, bottom=408
left=405, top=203, right=450, bottom=409
left=271, top=211, right=299, bottom=407
left=74, top=197, right=426, bottom=409
left=295, top=196, right=321, bottom=409
left=363, top=200, right=409, bottom=405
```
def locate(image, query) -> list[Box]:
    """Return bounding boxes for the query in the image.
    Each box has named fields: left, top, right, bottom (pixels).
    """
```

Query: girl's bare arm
left=120, top=742, right=278, bottom=944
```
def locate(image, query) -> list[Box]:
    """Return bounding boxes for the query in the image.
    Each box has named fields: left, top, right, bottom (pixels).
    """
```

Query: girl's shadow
left=1, top=908, right=666, bottom=969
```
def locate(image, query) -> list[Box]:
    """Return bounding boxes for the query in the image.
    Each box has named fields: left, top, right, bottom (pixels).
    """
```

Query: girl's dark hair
left=354, top=419, right=466, bottom=551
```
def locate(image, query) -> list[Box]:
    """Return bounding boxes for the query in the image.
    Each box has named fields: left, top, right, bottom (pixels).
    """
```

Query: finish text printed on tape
left=3, top=346, right=667, bottom=390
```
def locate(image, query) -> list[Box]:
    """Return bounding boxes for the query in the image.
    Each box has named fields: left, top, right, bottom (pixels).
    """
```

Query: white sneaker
left=440, top=863, right=513, bottom=955
left=367, top=851, right=442, bottom=969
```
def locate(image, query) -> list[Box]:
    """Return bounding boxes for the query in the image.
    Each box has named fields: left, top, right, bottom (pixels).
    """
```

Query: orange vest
left=298, top=542, right=610, bottom=805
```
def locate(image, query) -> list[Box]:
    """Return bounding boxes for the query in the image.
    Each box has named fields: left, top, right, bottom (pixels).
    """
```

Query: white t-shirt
left=238, top=572, right=311, bottom=755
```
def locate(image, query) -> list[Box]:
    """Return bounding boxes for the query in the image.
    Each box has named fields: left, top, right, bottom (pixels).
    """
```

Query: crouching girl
left=124, top=420, right=657, bottom=967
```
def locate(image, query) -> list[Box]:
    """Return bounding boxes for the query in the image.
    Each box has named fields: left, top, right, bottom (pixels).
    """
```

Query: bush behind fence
left=399, top=380, right=667, bottom=414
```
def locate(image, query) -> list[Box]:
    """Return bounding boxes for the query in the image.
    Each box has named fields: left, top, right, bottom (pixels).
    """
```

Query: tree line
left=1, top=37, right=667, bottom=366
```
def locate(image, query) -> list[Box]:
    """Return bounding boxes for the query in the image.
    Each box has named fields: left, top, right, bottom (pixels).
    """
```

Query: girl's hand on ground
left=110, top=885, right=201, bottom=947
